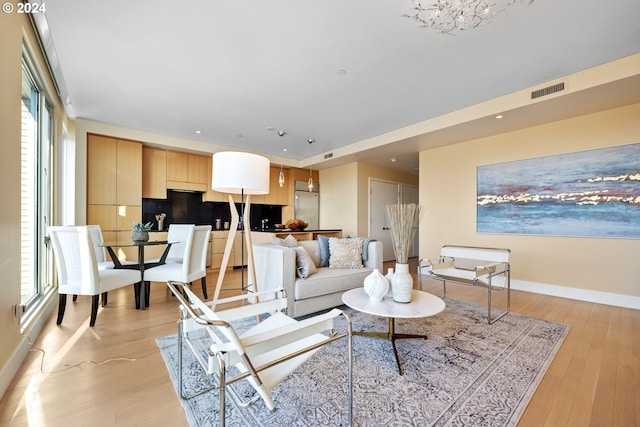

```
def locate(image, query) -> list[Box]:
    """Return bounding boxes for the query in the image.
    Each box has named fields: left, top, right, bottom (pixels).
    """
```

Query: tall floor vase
left=391, top=263, right=413, bottom=303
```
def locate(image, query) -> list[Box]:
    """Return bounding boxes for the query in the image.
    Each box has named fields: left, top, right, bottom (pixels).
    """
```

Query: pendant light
left=307, top=164, right=314, bottom=192
left=279, top=163, right=285, bottom=187
left=306, top=138, right=316, bottom=192
left=277, top=132, right=286, bottom=188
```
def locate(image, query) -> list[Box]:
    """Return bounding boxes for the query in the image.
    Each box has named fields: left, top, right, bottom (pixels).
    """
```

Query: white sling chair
left=166, top=281, right=353, bottom=426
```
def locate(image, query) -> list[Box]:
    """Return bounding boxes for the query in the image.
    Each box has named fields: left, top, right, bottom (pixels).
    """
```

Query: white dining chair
left=147, top=224, right=195, bottom=264
left=143, top=225, right=212, bottom=302
left=48, top=226, right=142, bottom=327
left=87, top=224, right=114, bottom=270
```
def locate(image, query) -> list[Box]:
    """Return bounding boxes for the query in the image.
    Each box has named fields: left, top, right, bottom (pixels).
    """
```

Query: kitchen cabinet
left=166, top=151, right=208, bottom=192
left=208, top=230, right=250, bottom=270
left=87, top=133, right=142, bottom=262
left=210, top=230, right=234, bottom=271
left=142, top=147, right=167, bottom=199
left=87, top=134, right=117, bottom=205
left=263, top=167, right=289, bottom=205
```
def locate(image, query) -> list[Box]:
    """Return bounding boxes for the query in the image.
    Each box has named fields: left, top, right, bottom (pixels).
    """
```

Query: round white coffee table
left=342, top=288, right=446, bottom=375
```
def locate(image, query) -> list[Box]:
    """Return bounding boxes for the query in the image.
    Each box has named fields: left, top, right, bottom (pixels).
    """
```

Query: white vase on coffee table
left=391, top=263, right=413, bottom=303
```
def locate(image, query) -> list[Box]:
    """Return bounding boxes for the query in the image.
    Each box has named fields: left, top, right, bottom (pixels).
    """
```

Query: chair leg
left=56, top=294, right=67, bottom=325
left=134, top=282, right=141, bottom=309
left=72, top=294, right=78, bottom=302
left=101, top=292, right=108, bottom=307
left=145, top=281, right=150, bottom=308
left=201, top=277, right=208, bottom=299
left=90, top=295, right=100, bottom=327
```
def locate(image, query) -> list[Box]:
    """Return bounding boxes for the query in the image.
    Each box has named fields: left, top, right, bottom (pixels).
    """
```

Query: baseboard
left=0, top=292, right=57, bottom=400
left=511, top=279, right=640, bottom=310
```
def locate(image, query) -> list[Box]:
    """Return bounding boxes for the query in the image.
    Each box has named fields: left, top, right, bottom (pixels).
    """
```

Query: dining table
left=101, top=240, right=176, bottom=310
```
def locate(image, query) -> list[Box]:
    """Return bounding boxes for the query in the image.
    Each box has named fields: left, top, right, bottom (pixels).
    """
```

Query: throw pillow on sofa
left=294, top=246, right=317, bottom=279
left=272, top=234, right=298, bottom=247
left=329, top=237, right=364, bottom=269
left=317, top=235, right=330, bottom=267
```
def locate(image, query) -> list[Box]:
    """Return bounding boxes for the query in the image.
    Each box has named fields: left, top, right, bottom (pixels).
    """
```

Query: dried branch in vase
left=384, top=203, right=423, bottom=264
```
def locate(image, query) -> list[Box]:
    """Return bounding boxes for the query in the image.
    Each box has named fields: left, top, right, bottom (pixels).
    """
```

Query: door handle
left=382, top=227, right=391, bottom=230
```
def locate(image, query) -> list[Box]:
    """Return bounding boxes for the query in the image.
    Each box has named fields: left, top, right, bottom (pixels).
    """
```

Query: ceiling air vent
left=324, top=153, right=333, bottom=159
left=531, top=82, right=565, bottom=99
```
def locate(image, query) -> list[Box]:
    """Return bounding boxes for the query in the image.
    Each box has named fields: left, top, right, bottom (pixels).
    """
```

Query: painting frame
left=476, top=142, right=640, bottom=239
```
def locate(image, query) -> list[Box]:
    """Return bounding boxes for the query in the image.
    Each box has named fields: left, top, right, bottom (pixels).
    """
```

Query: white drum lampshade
left=212, top=151, right=270, bottom=194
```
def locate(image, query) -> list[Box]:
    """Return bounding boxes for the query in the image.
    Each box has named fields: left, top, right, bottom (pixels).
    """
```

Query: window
left=21, top=48, right=54, bottom=318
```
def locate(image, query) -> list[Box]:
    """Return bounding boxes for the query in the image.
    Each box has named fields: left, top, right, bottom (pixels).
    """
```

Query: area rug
left=156, top=299, right=569, bottom=426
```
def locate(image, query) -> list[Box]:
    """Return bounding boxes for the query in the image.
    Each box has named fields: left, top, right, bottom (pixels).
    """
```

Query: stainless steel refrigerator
left=294, top=181, right=319, bottom=230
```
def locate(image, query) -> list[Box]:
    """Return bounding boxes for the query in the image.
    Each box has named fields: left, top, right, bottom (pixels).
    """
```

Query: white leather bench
left=418, top=245, right=511, bottom=324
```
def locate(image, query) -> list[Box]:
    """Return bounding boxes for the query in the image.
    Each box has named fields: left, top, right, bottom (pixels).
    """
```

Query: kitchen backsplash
left=142, top=190, right=282, bottom=231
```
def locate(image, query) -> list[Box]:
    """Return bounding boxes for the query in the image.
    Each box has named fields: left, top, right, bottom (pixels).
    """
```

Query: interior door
left=369, top=179, right=400, bottom=262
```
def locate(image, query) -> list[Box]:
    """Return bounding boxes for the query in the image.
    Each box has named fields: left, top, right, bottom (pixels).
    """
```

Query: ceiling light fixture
left=495, top=114, right=503, bottom=119
left=279, top=163, right=285, bottom=188
left=308, top=164, right=314, bottom=192
left=278, top=132, right=287, bottom=187
left=405, top=0, right=535, bottom=35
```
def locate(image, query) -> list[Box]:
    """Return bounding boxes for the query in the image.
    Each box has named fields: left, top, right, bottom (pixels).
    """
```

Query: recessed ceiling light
left=278, top=130, right=287, bottom=137
left=390, top=157, right=397, bottom=162
left=195, top=130, right=202, bottom=134
left=495, top=115, right=503, bottom=119
left=307, top=138, right=315, bottom=144
left=283, top=148, right=288, bottom=152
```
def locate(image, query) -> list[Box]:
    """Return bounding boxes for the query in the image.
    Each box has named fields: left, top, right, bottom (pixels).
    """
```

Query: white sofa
left=253, top=239, right=383, bottom=318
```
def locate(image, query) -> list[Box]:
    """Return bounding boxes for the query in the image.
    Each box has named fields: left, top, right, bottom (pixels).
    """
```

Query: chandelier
left=406, top=0, right=535, bottom=35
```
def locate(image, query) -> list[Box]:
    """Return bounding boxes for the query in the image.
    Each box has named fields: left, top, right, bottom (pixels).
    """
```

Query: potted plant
left=384, top=203, right=423, bottom=303
left=132, top=221, right=152, bottom=242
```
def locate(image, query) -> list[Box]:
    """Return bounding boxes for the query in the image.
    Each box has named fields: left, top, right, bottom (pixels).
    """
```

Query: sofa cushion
left=272, top=234, right=298, bottom=247
left=294, top=246, right=317, bottom=279
left=294, top=267, right=373, bottom=300
left=329, top=237, right=363, bottom=269
left=299, top=240, right=321, bottom=267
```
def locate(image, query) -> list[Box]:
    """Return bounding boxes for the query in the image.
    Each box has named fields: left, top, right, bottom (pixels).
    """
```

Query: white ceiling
left=39, top=0, right=640, bottom=174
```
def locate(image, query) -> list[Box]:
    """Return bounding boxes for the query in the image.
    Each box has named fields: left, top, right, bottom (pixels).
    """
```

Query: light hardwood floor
left=1, top=261, right=638, bottom=426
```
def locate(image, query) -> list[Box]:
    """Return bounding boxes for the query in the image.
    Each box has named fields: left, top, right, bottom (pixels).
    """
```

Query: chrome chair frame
left=167, top=281, right=353, bottom=427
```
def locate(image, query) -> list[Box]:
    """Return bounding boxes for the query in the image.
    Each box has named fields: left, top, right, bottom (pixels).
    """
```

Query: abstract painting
left=477, top=143, right=640, bottom=238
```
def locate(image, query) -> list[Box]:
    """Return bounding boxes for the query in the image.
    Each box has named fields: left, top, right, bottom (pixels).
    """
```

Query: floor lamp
left=211, top=151, right=270, bottom=304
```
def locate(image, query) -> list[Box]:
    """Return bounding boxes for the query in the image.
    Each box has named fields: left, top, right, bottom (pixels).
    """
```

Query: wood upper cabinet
left=87, top=134, right=142, bottom=262
left=166, top=150, right=208, bottom=191
left=263, top=167, right=288, bottom=205
left=87, top=134, right=117, bottom=205
left=187, top=154, right=208, bottom=185
left=142, top=147, right=167, bottom=199
left=116, top=139, right=142, bottom=205
left=166, top=151, right=188, bottom=182
left=87, top=134, right=141, bottom=207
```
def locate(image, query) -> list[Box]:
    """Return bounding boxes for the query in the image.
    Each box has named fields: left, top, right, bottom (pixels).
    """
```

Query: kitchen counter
left=252, top=229, right=342, bottom=244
